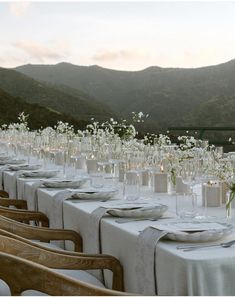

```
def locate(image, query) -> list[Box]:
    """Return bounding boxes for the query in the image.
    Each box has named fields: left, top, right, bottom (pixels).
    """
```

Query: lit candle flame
left=160, top=165, right=164, bottom=172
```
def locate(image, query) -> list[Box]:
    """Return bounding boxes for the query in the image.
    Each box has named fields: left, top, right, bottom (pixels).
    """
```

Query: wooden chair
left=0, top=197, right=28, bottom=209
left=0, top=215, right=82, bottom=252
left=0, top=233, right=124, bottom=293
left=0, top=205, right=49, bottom=227
left=0, top=190, right=9, bottom=198
left=0, top=251, right=127, bottom=295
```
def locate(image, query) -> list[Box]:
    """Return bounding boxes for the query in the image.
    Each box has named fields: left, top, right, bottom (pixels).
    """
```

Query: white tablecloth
left=62, top=195, right=235, bottom=295
left=2, top=165, right=235, bottom=295
left=3, top=171, right=18, bottom=198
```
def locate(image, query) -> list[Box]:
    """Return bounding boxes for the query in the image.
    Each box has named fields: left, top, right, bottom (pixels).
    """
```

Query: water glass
left=176, top=192, right=197, bottom=219
left=123, top=170, right=140, bottom=201
left=90, top=172, right=104, bottom=188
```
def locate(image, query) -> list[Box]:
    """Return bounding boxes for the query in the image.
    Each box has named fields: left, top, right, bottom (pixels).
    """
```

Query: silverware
left=177, top=240, right=235, bottom=251
left=115, top=218, right=159, bottom=224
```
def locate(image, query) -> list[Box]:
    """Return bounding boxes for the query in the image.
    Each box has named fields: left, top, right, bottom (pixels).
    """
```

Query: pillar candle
left=142, top=170, right=149, bottom=186
left=202, top=182, right=222, bottom=207
left=86, top=159, right=98, bottom=174
left=154, top=172, right=168, bottom=193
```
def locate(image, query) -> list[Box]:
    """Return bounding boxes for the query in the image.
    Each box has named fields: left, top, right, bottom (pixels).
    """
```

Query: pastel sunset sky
left=1, top=1, right=235, bottom=70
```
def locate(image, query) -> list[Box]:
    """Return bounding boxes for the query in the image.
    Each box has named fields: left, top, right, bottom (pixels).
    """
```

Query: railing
left=167, top=127, right=235, bottom=147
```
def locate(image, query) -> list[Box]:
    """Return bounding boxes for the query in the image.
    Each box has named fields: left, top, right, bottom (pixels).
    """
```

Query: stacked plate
left=8, top=164, right=42, bottom=171
left=43, top=178, right=88, bottom=189
left=155, top=220, right=233, bottom=242
left=0, top=156, right=26, bottom=165
left=107, top=203, right=168, bottom=219
left=21, top=170, right=59, bottom=178
left=70, top=188, right=118, bottom=201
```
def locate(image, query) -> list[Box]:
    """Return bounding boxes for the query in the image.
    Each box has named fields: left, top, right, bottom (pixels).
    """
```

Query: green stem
left=226, top=190, right=235, bottom=218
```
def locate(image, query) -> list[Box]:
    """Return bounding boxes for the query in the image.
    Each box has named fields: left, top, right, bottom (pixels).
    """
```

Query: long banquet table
left=1, top=166, right=235, bottom=295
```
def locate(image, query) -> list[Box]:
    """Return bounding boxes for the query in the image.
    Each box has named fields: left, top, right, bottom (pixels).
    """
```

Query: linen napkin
left=25, top=180, right=45, bottom=211
left=135, top=227, right=168, bottom=295
left=46, top=190, right=71, bottom=229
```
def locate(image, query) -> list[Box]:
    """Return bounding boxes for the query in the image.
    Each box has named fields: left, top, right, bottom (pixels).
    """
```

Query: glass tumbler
left=176, top=192, right=197, bottom=219
left=123, top=170, right=141, bottom=201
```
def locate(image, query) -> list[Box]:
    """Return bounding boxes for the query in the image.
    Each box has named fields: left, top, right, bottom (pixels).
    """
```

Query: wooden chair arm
left=0, top=198, right=28, bottom=209
left=0, top=206, right=49, bottom=227
left=0, top=252, right=127, bottom=296
left=0, top=234, right=124, bottom=292
left=0, top=190, right=9, bottom=198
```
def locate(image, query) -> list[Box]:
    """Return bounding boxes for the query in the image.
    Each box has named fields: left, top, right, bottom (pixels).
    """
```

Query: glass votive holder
left=176, top=192, right=197, bottom=219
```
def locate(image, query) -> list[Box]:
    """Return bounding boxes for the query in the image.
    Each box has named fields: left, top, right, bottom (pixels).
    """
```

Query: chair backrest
left=0, top=197, right=28, bottom=209
left=0, top=215, right=83, bottom=254
left=0, top=225, right=124, bottom=292
left=0, top=206, right=49, bottom=226
left=0, top=251, right=126, bottom=295
left=0, top=190, right=9, bottom=198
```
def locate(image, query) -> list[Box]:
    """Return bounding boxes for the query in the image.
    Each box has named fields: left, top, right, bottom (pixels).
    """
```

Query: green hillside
left=16, top=60, right=235, bottom=131
left=0, top=67, right=114, bottom=122
left=0, top=88, right=88, bottom=130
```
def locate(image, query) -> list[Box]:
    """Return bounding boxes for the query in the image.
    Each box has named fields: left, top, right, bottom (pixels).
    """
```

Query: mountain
left=0, top=88, right=89, bottom=130
left=15, top=60, right=235, bottom=131
left=0, top=67, right=114, bottom=122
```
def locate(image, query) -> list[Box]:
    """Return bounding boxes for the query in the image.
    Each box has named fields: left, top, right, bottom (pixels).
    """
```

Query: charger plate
left=108, top=204, right=168, bottom=218
left=155, top=220, right=233, bottom=242
left=9, top=164, right=41, bottom=171
left=71, top=188, right=118, bottom=200
left=0, top=159, right=25, bottom=165
left=43, top=178, right=88, bottom=189
left=21, top=170, right=58, bottom=178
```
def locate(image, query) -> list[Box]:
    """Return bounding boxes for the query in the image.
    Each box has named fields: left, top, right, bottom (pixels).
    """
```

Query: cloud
left=9, top=2, right=31, bottom=17
left=12, top=40, right=71, bottom=62
left=93, top=49, right=147, bottom=62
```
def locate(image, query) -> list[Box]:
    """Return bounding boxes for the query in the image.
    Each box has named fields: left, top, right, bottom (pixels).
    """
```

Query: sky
left=1, top=1, right=235, bottom=70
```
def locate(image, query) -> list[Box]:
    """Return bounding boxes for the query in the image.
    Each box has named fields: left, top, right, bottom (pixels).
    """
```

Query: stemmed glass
left=180, top=159, right=198, bottom=194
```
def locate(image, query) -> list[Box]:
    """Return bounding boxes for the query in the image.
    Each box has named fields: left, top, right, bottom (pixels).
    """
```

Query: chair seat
left=0, top=267, right=104, bottom=296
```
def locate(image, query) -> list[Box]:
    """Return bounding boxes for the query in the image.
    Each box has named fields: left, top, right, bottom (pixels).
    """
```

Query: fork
left=177, top=240, right=235, bottom=251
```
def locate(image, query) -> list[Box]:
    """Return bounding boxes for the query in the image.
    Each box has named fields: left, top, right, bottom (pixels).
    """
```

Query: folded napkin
left=44, top=190, right=71, bottom=229
left=27, top=180, right=45, bottom=211
left=135, top=227, right=168, bottom=295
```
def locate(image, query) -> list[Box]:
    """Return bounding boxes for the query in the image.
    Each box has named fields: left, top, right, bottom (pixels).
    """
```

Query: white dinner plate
left=0, top=159, right=26, bottom=165
left=43, top=178, right=88, bottom=188
left=108, top=204, right=168, bottom=218
left=155, top=220, right=233, bottom=242
left=71, top=188, right=118, bottom=200
left=8, top=164, right=41, bottom=171
left=21, top=170, right=59, bottom=178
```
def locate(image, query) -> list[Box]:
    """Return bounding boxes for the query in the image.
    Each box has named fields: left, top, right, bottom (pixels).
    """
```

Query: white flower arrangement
left=54, top=121, right=75, bottom=138
left=178, top=135, right=197, bottom=150
left=155, top=134, right=171, bottom=147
